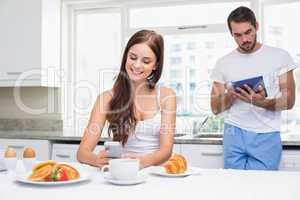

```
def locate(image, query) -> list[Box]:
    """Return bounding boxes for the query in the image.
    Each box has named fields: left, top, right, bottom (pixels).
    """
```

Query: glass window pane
left=130, top=2, right=250, bottom=28
left=264, top=2, right=300, bottom=135
left=160, top=33, right=235, bottom=116
left=264, top=2, right=300, bottom=63
left=74, top=11, right=121, bottom=135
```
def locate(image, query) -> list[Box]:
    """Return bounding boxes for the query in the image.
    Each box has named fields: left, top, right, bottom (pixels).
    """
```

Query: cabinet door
left=279, top=150, right=300, bottom=171
left=52, top=143, right=104, bottom=163
left=0, top=147, right=7, bottom=170
left=0, top=139, right=50, bottom=160
left=173, top=144, right=181, bottom=154
left=181, top=144, right=223, bottom=168
left=0, top=0, right=42, bottom=80
left=0, top=0, right=60, bottom=87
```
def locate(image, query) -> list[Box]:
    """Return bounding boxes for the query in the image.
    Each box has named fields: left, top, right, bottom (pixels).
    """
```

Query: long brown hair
left=106, top=30, right=164, bottom=146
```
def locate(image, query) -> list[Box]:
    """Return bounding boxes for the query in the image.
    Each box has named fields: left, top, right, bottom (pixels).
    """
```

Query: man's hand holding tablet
left=229, top=76, right=268, bottom=107
left=231, top=76, right=267, bottom=96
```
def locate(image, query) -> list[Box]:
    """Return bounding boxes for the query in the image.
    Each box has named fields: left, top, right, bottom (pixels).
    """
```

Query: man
left=210, top=6, right=297, bottom=170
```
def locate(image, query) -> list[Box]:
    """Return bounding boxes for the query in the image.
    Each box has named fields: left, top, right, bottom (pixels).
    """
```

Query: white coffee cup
left=101, top=158, right=140, bottom=180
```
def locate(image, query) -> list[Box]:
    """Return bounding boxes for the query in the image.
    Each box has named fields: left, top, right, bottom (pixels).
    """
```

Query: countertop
left=0, top=164, right=299, bottom=200
left=1, top=131, right=300, bottom=147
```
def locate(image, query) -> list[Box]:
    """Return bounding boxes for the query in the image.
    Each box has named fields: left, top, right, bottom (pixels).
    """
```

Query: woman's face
left=125, top=43, right=157, bottom=83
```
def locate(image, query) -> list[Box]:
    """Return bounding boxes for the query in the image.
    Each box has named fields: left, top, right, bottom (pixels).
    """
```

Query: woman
left=77, top=30, right=176, bottom=169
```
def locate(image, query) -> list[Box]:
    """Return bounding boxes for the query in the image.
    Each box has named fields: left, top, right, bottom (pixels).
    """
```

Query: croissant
left=163, top=154, right=187, bottom=174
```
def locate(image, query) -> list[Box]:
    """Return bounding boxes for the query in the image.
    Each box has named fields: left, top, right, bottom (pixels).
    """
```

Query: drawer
left=173, top=144, right=181, bottom=154
left=181, top=144, right=223, bottom=169
left=52, top=143, right=104, bottom=162
left=279, top=150, right=300, bottom=171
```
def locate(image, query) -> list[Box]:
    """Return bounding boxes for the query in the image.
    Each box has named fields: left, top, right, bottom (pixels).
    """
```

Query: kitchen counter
left=174, top=134, right=300, bottom=147
left=0, top=131, right=109, bottom=143
left=0, top=165, right=299, bottom=200
left=1, top=131, right=300, bottom=147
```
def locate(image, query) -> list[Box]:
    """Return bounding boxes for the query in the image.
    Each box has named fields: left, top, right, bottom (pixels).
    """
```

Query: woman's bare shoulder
left=96, top=89, right=113, bottom=106
left=158, top=86, right=176, bottom=108
left=159, top=86, right=176, bottom=98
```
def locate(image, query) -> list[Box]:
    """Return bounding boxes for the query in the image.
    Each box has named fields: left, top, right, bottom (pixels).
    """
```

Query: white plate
left=150, top=166, right=198, bottom=177
left=16, top=174, right=90, bottom=185
left=15, top=163, right=91, bottom=186
left=103, top=171, right=147, bottom=185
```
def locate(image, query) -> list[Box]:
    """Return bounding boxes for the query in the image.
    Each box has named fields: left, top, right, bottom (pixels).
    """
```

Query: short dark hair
left=227, top=6, right=257, bottom=33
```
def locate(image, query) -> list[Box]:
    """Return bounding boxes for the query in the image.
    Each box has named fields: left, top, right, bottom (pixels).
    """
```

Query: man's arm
left=210, top=81, right=236, bottom=115
left=234, top=70, right=296, bottom=111
left=262, top=70, right=295, bottom=111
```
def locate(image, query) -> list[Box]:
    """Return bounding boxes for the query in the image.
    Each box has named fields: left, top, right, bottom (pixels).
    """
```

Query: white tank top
left=123, top=87, right=161, bottom=155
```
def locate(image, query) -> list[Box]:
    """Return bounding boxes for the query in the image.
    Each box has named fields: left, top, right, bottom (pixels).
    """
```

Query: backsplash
left=0, top=119, right=62, bottom=131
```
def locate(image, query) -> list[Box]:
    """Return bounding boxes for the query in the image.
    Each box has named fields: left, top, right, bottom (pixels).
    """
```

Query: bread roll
left=163, top=154, right=187, bottom=174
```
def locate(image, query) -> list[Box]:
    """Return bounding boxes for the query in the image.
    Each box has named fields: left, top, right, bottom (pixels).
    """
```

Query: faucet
left=192, top=116, right=209, bottom=135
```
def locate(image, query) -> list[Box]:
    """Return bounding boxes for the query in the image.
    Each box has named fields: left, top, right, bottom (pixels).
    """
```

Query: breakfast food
left=28, top=161, right=80, bottom=182
left=50, top=164, right=80, bottom=181
left=4, top=148, right=17, bottom=158
left=163, top=154, right=187, bottom=174
left=31, top=160, right=57, bottom=172
left=28, top=164, right=53, bottom=181
left=23, top=147, right=36, bottom=158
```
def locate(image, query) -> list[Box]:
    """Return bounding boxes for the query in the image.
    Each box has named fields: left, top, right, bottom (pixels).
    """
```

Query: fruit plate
left=150, top=166, right=200, bottom=177
left=15, top=163, right=92, bottom=185
left=15, top=173, right=90, bottom=185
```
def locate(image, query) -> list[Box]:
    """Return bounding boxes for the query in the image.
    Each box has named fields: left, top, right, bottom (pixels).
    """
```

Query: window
left=64, top=0, right=256, bottom=136
left=67, top=7, right=122, bottom=135
left=162, top=33, right=236, bottom=116
left=263, top=0, right=300, bottom=134
left=129, top=2, right=251, bottom=28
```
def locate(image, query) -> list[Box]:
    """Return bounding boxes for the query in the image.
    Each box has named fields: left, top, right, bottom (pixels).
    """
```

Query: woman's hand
left=95, top=149, right=110, bottom=168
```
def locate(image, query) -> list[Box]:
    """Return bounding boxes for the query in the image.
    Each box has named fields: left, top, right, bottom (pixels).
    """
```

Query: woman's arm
left=136, top=87, right=176, bottom=168
left=76, top=91, right=112, bottom=168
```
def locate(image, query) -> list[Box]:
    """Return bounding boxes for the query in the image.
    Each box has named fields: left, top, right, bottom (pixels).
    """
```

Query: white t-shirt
left=210, top=45, right=297, bottom=133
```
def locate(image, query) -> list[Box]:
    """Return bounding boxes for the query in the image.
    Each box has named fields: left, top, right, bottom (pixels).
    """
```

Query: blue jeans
left=223, top=123, right=282, bottom=170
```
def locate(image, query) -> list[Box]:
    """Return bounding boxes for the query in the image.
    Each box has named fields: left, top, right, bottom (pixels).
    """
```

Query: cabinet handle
left=201, top=152, right=223, bottom=156
left=8, top=145, right=24, bottom=150
left=56, top=154, right=71, bottom=158
left=7, top=72, right=22, bottom=75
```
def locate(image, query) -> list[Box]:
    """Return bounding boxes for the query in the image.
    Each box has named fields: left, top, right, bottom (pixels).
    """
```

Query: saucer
left=103, top=171, right=147, bottom=185
left=150, top=166, right=201, bottom=177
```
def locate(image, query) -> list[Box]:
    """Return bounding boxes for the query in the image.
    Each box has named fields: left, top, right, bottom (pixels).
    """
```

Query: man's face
left=230, top=21, right=257, bottom=53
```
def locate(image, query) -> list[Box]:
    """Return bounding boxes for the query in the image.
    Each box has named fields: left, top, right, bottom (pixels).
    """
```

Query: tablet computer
left=231, top=76, right=268, bottom=97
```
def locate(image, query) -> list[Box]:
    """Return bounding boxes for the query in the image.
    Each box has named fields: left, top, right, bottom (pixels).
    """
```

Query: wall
left=0, top=87, right=61, bottom=119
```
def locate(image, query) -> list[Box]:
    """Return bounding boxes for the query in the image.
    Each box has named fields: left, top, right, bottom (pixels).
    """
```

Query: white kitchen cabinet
left=0, top=139, right=50, bottom=160
left=279, top=150, right=300, bottom=171
left=180, top=144, right=223, bottom=169
left=0, top=0, right=61, bottom=87
left=173, top=144, right=181, bottom=154
left=52, top=143, right=104, bottom=163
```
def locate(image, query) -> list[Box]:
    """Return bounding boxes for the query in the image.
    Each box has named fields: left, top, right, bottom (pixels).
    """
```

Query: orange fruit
left=28, top=165, right=53, bottom=181
left=32, top=160, right=56, bottom=172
